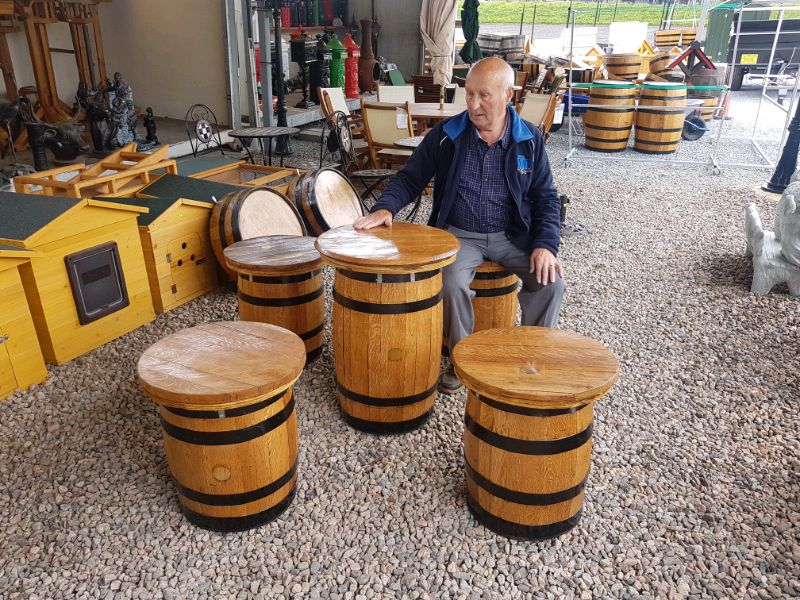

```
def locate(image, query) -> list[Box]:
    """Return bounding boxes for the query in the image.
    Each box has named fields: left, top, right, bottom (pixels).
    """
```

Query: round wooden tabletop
left=315, top=222, right=460, bottom=274
left=137, top=322, right=306, bottom=411
left=452, top=327, right=619, bottom=409
left=224, top=235, right=323, bottom=275
left=408, top=103, right=466, bottom=119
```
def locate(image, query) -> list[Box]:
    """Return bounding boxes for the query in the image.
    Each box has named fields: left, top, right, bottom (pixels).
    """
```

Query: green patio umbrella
left=459, top=0, right=483, bottom=65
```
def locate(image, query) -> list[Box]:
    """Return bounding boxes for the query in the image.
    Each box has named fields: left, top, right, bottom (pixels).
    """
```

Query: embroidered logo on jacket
left=517, top=155, right=531, bottom=174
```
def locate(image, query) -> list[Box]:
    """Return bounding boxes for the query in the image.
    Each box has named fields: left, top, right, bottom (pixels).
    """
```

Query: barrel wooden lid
left=137, top=322, right=306, bottom=410
left=452, top=327, right=619, bottom=409
left=224, top=235, right=324, bottom=275
left=315, top=223, right=460, bottom=273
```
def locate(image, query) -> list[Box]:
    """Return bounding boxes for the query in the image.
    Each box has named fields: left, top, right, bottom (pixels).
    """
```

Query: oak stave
left=210, top=187, right=306, bottom=278
left=582, top=80, right=636, bottom=153
left=288, top=168, right=363, bottom=236
left=634, top=83, right=687, bottom=155
left=443, top=261, right=519, bottom=355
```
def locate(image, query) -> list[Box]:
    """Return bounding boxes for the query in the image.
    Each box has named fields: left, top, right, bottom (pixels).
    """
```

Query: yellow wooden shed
left=0, top=193, right=155, bottom=365
left=0, top=245, right=48, bottom=400
left=104, top=195, right=219, bottom=313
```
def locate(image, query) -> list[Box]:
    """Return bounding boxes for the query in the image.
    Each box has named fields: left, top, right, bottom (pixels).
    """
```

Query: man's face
left=465, top=67, right=512, bottom=131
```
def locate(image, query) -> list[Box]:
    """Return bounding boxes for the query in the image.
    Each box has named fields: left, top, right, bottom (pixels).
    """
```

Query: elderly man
left=354, top=57, right=565, bottom=394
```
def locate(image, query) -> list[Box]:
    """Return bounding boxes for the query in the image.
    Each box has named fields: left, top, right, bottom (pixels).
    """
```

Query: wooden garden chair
left=360, top=100, right=415, bottom=170
left=319, top=87, right=365, bottom=139
left=376, top=85, right=415, bottom=103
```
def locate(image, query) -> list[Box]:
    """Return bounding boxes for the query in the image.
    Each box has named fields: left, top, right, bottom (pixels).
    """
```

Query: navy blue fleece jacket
left=370, top=106, right=561, bottom=256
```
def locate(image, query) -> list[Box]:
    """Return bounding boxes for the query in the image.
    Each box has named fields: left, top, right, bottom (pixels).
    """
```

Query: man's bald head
left=466, top=57, right=515, bottom=94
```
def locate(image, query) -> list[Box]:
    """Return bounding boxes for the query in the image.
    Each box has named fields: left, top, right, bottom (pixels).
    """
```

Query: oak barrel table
left=137, top=322, right=306, bottom=532
left=442, top=261, right=519, bottom=355
left=452, top=327, right=619, bottom=540
left=224, top=236, right=325, bottom=362
left=315, top=223, right=460, bottom=433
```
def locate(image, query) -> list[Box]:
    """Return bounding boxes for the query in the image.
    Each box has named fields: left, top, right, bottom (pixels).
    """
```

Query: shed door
left=0, top=325, right=17, bottom=399
left=167, top=233, right=208, bottom=302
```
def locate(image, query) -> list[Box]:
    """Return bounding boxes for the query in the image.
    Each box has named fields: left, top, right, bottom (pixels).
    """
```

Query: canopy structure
left=421, top=0, right=459, bottom=88
left=459, top=0, right=483, bottom=65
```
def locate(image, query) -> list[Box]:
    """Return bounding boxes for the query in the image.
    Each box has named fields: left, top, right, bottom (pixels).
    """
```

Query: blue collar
left=443, top=105, right=534, bottom=145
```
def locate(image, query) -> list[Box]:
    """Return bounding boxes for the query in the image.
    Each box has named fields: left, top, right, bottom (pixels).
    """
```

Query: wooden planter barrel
left=210, top=187, right=306, bottom=278
left=442, top=261, right=519, bottom=355
left=316, top=223, right=460, bottom=433
left=287, top=168, right=363, bottom=236
left=452, top=327, right=619, bottom=541
left=583, top=80, right=637, bottom=153
left=634, top=82, right=687, bottom=154
left=224, top=236, right=325, bottom=362
left=648, top=54, right=684, bottom=82
left=655, top=30, right=681, bottom=49
left=603, top=54, right=643, bottom=81
left=137, top=322, right=306, bottom=532
left=689, top=66, right=726, bottom=116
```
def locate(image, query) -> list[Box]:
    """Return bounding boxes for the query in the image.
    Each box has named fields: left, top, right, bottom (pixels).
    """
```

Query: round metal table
left=228, top=127, right=300, bottom=167
left=393, top=136, right=425, bottom=149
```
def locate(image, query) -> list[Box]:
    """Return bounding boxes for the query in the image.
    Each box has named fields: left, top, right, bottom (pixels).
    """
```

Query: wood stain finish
left=137, top=322, right=306, bottom=531
left=452, top=327, right=619, bottom=540
left=583, top=80, right=637, bottom=153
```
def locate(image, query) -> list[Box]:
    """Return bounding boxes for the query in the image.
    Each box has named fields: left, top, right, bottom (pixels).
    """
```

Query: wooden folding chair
left=513, top=71, right=529, bottom=105
left=360, top=100, right=415, bottom=170
left=319, top=86, right=364, bottom=139
left=376, top=85, right=415, bottom=103
left=517, top=90, right=561, bottom=143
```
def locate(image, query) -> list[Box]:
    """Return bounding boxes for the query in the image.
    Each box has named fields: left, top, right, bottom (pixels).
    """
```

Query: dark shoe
left=438, top=363, right=463, bottom=395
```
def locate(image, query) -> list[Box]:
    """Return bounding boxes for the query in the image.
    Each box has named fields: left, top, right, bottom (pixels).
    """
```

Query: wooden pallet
left=13, top=143, right=178, bottom=198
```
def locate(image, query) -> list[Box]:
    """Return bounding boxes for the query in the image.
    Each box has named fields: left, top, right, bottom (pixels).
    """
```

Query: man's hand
left=530, top=247, right=564, bottom=285
left=354, top=209, right=393, bottom=230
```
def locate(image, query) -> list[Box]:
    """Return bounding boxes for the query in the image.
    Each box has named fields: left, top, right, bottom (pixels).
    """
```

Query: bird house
left=105, top=195, right=219, bottom=313
left=0, top=245, right=48, bottom=400
left=0, top=193, right=155, bottom=365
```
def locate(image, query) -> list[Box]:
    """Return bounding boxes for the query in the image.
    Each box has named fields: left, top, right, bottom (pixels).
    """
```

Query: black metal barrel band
left=585, top=107, right=635, bottom=114
left=472, top=282, right=520, bottom=298
left=584, top=123, right=633, bottom=132
left=464, top=413, right=593, bottom=455
left=465, top=461, right=588, bottom=506
left=175, top=460, right=298, bottom=507
left=229, top=195, right=244, bottom=243
left=180, top=487, right=296, bottom=533
left=246, top=269, right=322, bottom=284
left=634, top=125, right=684, bottom=134
left=337, top=379, right=437, bottom=407
left=473, top=269, right=513, bottom=281
left=238, top=286, right=323, bottom=307
left=337, top=268, right=440, bottom=283
left=162, top=388, right=288, bottom=420
left=333, top=287, right=443, bottom=314
left=472, top=392, right=590, bottom=418
left=467, top=495, right=583, bottom=541
left=160, top=397, right=295, bottom=446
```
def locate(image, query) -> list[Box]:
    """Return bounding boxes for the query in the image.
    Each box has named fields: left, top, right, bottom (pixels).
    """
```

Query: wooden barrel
left=224, top=236, right=325, bottom=362
left=689, top=65, right=727, bottom=114
left=583, top=80, right=636, bottom=153
left=648, top=54, right=684, bottom=82
left=442, top=261, right=519, bottom=355
left=681, top=29, right=697, bottom=45
left=603, top=54, right=643, bottom=81
left=287, top=167, right=363, bottom=236
left=315, top=223, right=460, bottom=433
left=137, top=322, right=306, bottom=532
left=687, top=95, right=717, bottom=121
left=634, top=82, right=687, bottom=154
left=210, top=187, right=306, bottom=278
left=655, top=30, right=681, bottom=49
left=452, top=327, right=619, bottom=540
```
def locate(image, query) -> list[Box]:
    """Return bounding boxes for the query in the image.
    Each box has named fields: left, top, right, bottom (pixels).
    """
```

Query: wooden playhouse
left=0, top=193, right=155, bottom=365
left=0, top=245, right=48, bottom=399
left=105, top=195, right=220, bottom=313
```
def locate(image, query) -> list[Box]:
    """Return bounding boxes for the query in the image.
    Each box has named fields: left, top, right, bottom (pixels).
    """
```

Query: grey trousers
left=442, top=225, right=566, bottom=354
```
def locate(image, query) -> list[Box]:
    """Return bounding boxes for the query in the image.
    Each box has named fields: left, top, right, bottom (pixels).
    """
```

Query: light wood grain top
left=409, top=103, right=467, bottom=119
left=138, top=322, right=306, bottom=410
left=452, top=327, right=619, bottom=409
left=315, top=223, right=460, bottom=273
left=224, top=235, right=323, bottom=275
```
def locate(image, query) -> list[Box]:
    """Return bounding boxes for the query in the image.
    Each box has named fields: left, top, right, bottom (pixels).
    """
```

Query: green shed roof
left=139, top=174, right=240, bottom=204
left=0, top=192, right=82, bottom=242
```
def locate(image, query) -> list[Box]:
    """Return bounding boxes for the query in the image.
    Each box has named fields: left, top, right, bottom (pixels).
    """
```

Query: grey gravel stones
left=0, top=86, right=798, bottom=600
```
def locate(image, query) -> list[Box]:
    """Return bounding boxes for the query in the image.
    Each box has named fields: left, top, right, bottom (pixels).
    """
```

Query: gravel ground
left=1, top=83, right=798, bottom=600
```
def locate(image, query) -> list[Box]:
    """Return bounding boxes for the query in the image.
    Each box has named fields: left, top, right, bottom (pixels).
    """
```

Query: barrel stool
left=316, top=223, right=460, bottom=433
left=442, top=261, right=519, bottom=355
left=452, top=327, right=619, bottom=540
left=137, top=322, right=306, bottom=532
left=224, top=236, right=325, bottom=362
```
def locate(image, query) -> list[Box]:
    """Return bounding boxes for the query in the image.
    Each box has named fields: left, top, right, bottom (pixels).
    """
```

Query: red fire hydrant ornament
left=341, top=33, right=361, bottom=100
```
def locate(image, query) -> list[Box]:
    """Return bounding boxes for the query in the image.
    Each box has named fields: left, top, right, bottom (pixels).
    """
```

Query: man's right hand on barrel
left=354, top=209, right=393, bottom=230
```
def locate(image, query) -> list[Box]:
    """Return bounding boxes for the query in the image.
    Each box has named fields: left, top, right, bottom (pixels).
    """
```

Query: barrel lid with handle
left=224, top=235, right=323, bottom=276
left=452, top=327, right=619, bottom=409
left=315, top=223, right=460, bottom=274
left=137, top=322, right=306, bottom=411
